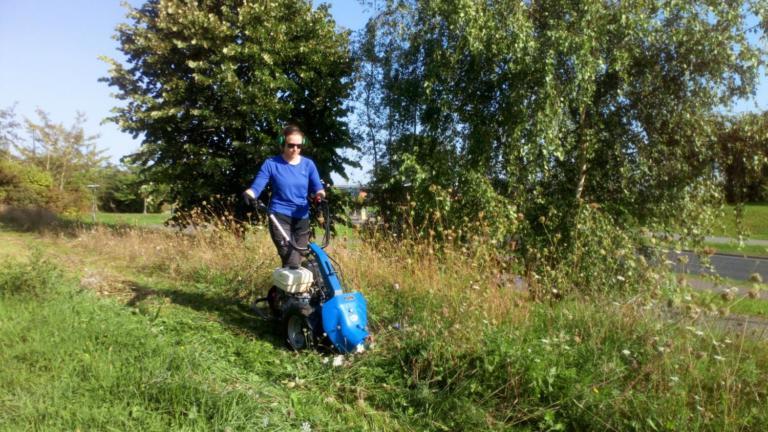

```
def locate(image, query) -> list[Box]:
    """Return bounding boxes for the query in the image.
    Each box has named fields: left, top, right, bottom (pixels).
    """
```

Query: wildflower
left=622, top=349, right=631, bottom=356
left=332, top=355, right=344, bottom=367
left=713, top=355, right=725, bottom=362
left=616, top=275, right=626, bottom=282
left=670, top=376, right=679, bottom=383
left=301, top=421, right=312, bottom=432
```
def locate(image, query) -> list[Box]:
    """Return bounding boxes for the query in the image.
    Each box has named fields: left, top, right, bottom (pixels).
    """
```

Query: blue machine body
left=322, top=292, right=368, bottom=352
left=308, top=243, right=369, bottom=353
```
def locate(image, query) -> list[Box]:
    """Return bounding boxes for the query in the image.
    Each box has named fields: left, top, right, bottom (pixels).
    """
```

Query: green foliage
left=373, top=148, right=518, bottom=247
left=359, top=0, right=767, bottom=265
left=95, top=163, right=170, bottom=213
left=8, top=110, right=108, bottom=213
left=0, top=158, right=54, bottom=207
left=96, top=164, right=144, bottom=213
left=714, top=112, right=768, bottom=203
left=533, top=204, right=652, bottom=298
left=18, top=110, right=107, bottom=194
left=101, top=0, right=357, bottom=212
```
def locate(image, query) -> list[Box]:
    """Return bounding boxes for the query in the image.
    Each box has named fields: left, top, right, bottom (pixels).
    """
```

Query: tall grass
left=1, top=212, right=768, bottom=430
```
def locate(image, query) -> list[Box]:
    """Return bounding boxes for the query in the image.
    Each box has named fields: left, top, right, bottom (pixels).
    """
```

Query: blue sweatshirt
left=249, top=156, right=323, bottom=219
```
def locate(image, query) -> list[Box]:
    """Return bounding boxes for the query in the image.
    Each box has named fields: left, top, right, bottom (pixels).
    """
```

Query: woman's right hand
left=242, top=190, right=258, bottom=207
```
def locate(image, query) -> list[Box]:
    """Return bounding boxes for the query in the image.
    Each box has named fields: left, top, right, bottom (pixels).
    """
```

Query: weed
left=0, top=248, right=61, bottom=298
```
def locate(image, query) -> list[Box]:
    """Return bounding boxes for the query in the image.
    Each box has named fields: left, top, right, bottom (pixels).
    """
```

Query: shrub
left=0, top=159, right=53, bottom=207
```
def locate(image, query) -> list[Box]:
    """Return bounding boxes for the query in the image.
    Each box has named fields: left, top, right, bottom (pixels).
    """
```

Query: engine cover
left=272, top=267, right=314, bottom=293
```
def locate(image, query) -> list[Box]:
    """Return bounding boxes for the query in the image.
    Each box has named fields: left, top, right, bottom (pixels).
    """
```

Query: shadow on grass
left=0, top=205, right=167, bottom=238
left=124, top=280, right=285, bottom=349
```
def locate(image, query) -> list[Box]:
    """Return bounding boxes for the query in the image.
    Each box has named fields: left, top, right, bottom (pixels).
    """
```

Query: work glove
left=242, top=191, right=258, bottom=208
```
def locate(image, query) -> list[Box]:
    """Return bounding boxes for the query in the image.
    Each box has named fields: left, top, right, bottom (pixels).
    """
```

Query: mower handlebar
left=249, top=197, right=331, bottom=251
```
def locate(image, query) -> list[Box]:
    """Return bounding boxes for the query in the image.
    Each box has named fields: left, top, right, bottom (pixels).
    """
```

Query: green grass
left=693, top=289, right=768, bottom=319
left=74, top=212, right=169, bottom=227
left=712, top=203, right=768, bottom=240
left=3, top=228, right=768, bottom=430
left=704, top=241, right=768, bottom=258
left=732, top=298, right=768, bottom=318
left=0, top=259, right=408, bottom=430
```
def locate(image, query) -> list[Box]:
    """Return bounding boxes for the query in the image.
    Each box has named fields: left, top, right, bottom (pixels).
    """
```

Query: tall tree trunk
left=574, top=105, right=589, bottom=203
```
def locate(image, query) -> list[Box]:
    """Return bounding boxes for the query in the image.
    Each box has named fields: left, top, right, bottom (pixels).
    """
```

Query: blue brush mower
left=251, top=201, right=369, bottom=353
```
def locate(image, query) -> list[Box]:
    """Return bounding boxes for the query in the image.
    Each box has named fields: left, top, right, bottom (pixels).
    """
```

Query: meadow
left=1, top=215, right=768, bottom=430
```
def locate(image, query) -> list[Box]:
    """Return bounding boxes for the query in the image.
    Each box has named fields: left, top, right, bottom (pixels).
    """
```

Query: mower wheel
left=283, top=304, right=317, bottom=351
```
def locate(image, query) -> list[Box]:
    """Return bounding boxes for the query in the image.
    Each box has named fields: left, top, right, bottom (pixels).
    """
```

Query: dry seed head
left=720, top=289, right=735, bottom=301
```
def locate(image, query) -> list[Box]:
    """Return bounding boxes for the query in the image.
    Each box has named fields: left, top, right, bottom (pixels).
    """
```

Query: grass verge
left=704, top=241, right=768, bottom=258
left=72, top=212, right=170, bottom=227
left=712, top=204, right=768, bottom=240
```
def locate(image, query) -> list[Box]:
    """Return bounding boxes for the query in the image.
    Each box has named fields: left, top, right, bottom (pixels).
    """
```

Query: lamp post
left=86, top=184, right=99, bottom=223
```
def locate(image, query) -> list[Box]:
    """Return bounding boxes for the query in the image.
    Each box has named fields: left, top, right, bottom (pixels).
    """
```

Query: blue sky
left=1, top=1, right=766, bottom=185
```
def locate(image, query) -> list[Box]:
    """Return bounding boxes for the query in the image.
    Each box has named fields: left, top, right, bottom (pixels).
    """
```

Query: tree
left=14, top=110, right=108, bottom=212
left=359, top=0, right=767, bottom=241
left=715, top=112, right=768, bottom=203
left=0, top=104, right=21, bottom=160
left=96, top=163, right=143, bottom=213
left=101, top=0, right=357, bottom=212
left=18, top=110, right=107, bottom=193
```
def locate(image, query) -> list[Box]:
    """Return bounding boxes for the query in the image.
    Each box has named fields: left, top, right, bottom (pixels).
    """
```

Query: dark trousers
left=269, top=212, right=310, bottom=268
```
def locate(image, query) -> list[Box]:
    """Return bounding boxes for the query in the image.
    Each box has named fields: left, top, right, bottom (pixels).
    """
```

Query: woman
left=243, top=125, right=326, bottom=268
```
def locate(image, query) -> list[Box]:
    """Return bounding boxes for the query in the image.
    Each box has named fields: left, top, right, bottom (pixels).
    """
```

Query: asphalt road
left=668, top=251, right=768, bottom=282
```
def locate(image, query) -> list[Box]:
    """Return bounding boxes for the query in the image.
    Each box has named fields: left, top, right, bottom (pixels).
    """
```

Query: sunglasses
left=285, top=143, right=302, bottom=149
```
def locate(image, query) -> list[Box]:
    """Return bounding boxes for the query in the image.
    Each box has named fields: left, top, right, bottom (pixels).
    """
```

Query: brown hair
left=281, top=124, right=304, bottom=139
